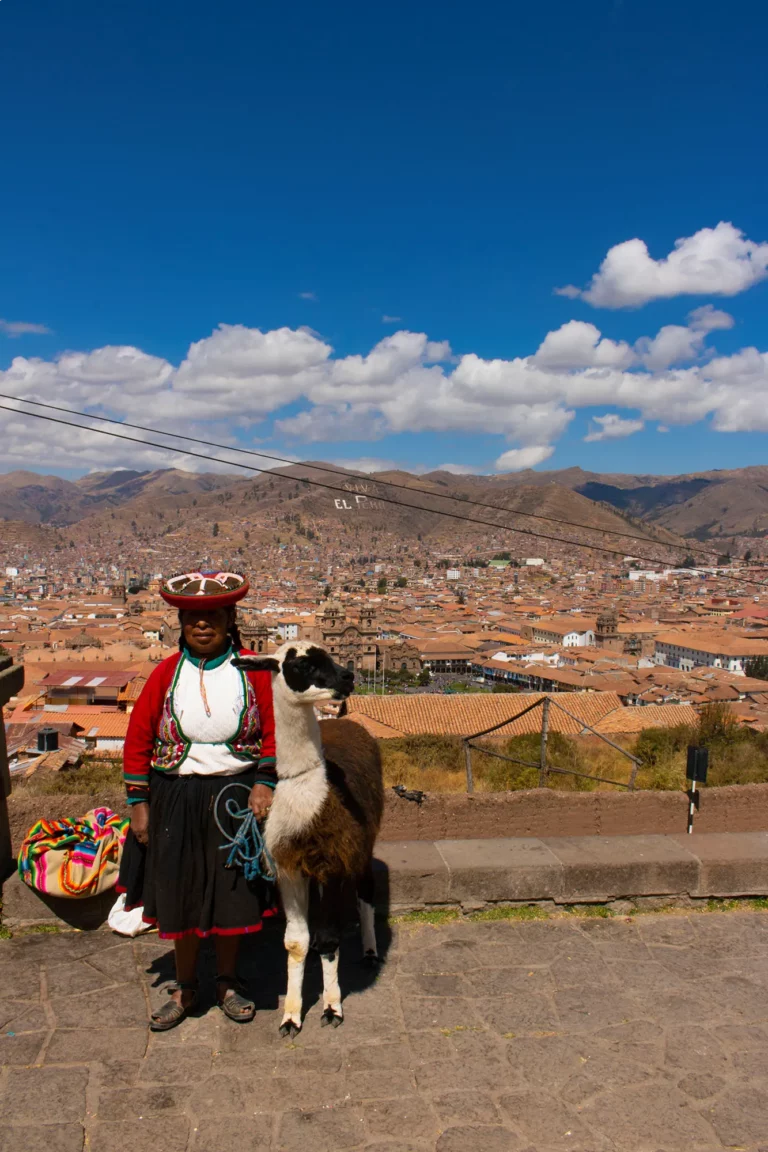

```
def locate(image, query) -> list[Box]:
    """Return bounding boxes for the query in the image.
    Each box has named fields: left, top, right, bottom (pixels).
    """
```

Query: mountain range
left=0, top=463, right=765, bottom=557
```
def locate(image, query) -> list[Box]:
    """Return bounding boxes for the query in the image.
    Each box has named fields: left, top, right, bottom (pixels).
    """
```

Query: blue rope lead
left=214, top=783, right=276, bottom=883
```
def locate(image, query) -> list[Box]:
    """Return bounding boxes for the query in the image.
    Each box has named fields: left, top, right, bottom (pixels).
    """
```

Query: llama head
left=234, top=641, right=355, bottom=706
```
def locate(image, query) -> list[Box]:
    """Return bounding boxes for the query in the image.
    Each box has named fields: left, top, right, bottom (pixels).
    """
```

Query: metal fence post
left=464, top=740, right=475, bottom=794
left=538, top=696, right=551, bottom=788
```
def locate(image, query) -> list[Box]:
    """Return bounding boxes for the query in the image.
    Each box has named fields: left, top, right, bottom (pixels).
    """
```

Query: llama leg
left=357, top=864, right=378, bottom=966
left=279, top=869, right=310, bottom=1037
left=314, top=878, right=344, bottom=1027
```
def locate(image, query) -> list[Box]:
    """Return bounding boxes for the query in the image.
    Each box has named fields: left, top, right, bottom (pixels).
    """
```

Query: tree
left=681, top=555, right=698, bottom=568
left=212, top=522, right=219, bottom=537
left=717, top=552, right=731, bottom=566
left=377, top=577, right=387, bottom=594
left=746, top=656, right=768, bottom=682
left=395, top=576, right=407, bottom=588
left=745, top=550, right=753, bottom=562
left=417, top=667, right=431, bottom=686
left=457, top=591, right=467, bottom=605
left=323, top=584, right=332, bottom=598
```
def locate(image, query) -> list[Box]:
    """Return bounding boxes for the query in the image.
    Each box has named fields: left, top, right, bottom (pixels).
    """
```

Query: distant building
left=654, top=632, right=768, bottom=674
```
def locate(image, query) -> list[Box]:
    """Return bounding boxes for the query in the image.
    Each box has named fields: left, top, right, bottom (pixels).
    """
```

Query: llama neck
left=266, top=692, right=328, bottom=849
left=272, top=691, right=325, bottom=780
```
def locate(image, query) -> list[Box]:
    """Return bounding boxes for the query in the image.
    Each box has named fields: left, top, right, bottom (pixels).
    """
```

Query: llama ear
left=233, top=656, right=280, bottom=673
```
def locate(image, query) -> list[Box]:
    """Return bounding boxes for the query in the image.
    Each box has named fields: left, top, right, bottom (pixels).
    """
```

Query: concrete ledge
left=4, top=832, right=768, bottom=929
left=378, top=832, right=768, bottom=913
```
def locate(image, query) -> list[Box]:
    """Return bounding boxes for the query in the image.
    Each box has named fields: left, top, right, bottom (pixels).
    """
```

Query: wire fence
left=462, top=695, right=641, bottom=793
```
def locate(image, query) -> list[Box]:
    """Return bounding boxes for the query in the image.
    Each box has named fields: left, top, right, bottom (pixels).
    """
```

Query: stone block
left=542, top=834, right=699, bottom=902
left=374, top=841, right=450, bottom=908
left=0, top=870, right=117, bottom=930
left=675, top=831, right=768, bottom=896
left=437, top=837, right=563, bottom=903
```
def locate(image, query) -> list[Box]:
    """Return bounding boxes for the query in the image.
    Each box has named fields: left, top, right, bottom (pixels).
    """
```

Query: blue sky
left=1, top=0, right=768, bottom=478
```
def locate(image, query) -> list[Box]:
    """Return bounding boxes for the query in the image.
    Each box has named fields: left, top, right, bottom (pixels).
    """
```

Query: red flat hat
left=160, top=570, right=249, bottom=610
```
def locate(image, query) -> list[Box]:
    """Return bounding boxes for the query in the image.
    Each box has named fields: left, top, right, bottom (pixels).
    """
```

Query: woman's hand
left=130, top=802, right=150, bottom=845
left=248, top=784, right=274, bottom=821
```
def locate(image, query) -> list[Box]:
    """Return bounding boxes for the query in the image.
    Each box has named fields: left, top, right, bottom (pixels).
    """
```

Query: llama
left=234, top=642, right=383, bottom=1036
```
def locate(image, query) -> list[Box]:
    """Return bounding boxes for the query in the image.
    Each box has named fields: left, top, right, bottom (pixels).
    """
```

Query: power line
left=0, top=399, right=762, bottom=588
left=0, top=391, right=719, bottom=559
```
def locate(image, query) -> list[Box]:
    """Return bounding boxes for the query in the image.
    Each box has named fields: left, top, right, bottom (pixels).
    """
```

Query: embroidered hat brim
left=160, top=571, right=250, bottom=610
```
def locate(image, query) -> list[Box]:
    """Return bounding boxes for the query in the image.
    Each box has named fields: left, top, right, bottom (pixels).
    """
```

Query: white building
left=654, top=632, right=768, bottom=674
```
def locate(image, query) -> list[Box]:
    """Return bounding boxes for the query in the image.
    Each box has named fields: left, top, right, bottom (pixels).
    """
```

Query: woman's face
left=180, top=607, right=231, bottom=658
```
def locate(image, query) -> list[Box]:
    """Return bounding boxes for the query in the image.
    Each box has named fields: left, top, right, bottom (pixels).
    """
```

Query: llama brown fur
left=271, top=719, right=383, bottom=883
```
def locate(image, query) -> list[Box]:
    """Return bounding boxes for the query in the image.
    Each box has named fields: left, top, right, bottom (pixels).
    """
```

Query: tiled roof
left=345, top=691, right=623, bottom=738
left=592, top=704, right=694, bottom=734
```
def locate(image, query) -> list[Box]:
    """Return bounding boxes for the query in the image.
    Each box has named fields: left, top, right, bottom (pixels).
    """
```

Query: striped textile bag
left=18, top=808, right=129, bottom=898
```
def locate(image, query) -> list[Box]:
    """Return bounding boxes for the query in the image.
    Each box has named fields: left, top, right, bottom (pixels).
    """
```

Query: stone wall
left=6, top=779, right=768, bottom=850
left=0, top=653, right=24, bottom=880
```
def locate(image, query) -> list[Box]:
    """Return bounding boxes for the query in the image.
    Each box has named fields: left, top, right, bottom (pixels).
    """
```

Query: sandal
left=216, top=974, right=256, bottom=1023
left=149, top=981, right=199, bottom=1032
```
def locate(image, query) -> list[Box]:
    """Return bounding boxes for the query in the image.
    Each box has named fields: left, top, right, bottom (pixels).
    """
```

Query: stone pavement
left=2, top=910, right=768, bottom=1151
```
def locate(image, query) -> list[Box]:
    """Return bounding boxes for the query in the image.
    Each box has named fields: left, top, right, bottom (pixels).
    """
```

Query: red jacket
left=123, top=649, right=276, bottom=805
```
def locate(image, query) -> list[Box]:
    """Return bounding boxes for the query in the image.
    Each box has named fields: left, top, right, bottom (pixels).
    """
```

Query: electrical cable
left=0, top=391, right=720, bottom=559
left=1, top=398, right=763, bottom=586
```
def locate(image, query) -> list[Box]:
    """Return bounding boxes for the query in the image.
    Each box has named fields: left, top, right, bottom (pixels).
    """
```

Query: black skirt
left=119, top=767, right=274, bottom=940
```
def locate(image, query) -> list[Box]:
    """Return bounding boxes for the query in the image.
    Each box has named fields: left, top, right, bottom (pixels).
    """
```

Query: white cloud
left=299, top=291, right=317, bottom=301
left=0, top=319, right=52, bottom=337
left=584, top=414, right=645, bottom=442
left=331, top=457, right=399, bottom=473
left=433, top=463, right=478, bottom=475
left=381, top=315, right=402, bottom=324
left=688, top=305, right=734, bottom=333
left=495, top=445, right=555, bottom=472
left=563, top=222, right=768, bottom=308
left=2, top=307, right=768, bottom=475
left=534, top=321, right=635, bottom=370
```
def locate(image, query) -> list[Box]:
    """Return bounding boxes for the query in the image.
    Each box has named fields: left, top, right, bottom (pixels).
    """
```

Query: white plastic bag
left=107, top=892, right=153, bottom=937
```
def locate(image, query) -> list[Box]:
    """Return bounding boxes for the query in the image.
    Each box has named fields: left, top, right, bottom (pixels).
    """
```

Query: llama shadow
left=143, top=859, right=392, bottom=1017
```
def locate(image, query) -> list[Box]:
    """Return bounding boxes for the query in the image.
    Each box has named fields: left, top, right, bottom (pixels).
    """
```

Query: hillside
left=0, top=464, right=695, bottom=564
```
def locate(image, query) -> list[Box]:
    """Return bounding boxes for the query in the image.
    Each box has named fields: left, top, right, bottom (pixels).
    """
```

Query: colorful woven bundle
left=18, top=807, right=130, bottom=898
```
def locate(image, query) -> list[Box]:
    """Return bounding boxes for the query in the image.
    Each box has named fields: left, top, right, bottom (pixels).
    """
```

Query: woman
left=121, top=570, right=277, bottom=1031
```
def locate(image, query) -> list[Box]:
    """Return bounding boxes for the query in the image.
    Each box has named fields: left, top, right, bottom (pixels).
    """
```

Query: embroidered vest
left=151, top=657, right=263, bottom=773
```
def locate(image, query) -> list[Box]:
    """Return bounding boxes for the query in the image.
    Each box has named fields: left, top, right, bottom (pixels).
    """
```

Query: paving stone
left=344, top=1040, right=411, bottom=1070
left=401, top=995, right=483, bottom=1030
left=732, top=1044, right=768, bottom=1079
left=190, top=1115, right=272, bottom=1150
left=397, top=973, right=470, bottom=997
left=277, top=1103, right=366, bottom=1150
left=0, top=1030, right=45, bottom=1063
left=664, top=1024, right=731, bottom=1074
left=254, top=1072, right=351, bottom=1112
left=85, top=942, right=142, bottom=984
left=500, top=1089, right=612, bottom=1150
left=46, top=1026, right=147, bottom=1064
left=432, top=1091, right=502, bottom=1125
left=0, top=961, right=41, bottom=999
left=188, top=1073, right=247, bottom=1114
left=274, top=1041, right=345, bottom=1073
left=636, top=914, right=697, bottom=947
left=89, top=1118, right=190, bottom=1152
left=363, top=1095, right=439, bottom=1139
left=414, top=1058, right=514, bottom=1094
left=0, top=1125, right=84, bottom=1152
left=0, top=1067, right=88, bottom=1124
left=677, top=1072, right=727, bottom=1099
left=437, top=1125, right=522, bottom=1151
left=555, top=983, right=641, bottom=1031
left=97, top=1085, right=192, bottom=1120
left=138, top=1043, right=212, bottom=1084
left=44, top=958, right=117, bottom=998
left=580, top=1082, right=719, bottom=1150
left=463, top=967, right=555, bottom=997
left=0, top=999, right=48, bottom=1032
left=472, top=993, right=559, bottom=1037
left=49, top=980, right=147, bottom=1028
left=346, top=1067, right=416, bottom=1099
left=706, top=1086, right=768, bottom=1145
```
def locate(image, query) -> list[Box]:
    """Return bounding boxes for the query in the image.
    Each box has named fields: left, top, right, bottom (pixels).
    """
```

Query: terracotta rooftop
left=345, top=691, right=623, bottom=738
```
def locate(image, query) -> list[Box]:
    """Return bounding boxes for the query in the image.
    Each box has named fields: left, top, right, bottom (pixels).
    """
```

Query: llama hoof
left=279, top=1020, right=302, bottom=1038
left=361, top=951, right=381, bottom=970
left=321, top=1008, right=344, bottom=1028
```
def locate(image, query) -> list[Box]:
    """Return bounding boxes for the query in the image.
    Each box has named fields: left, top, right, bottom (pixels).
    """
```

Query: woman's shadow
left=143, top=860, right=392, bottom=1017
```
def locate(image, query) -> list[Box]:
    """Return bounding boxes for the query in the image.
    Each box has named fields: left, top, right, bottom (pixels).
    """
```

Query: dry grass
left=12, top=758, right=124, bottom=796
left=381, top=705, right=768, bottom=794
